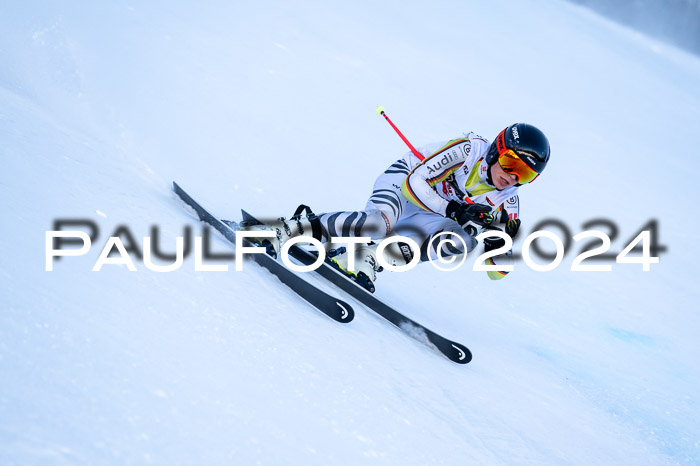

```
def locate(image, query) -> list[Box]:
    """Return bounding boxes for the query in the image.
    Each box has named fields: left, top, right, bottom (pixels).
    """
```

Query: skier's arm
left=400, top=138, right=469, bottom=215
left=483, top=197, right=521, bottom=281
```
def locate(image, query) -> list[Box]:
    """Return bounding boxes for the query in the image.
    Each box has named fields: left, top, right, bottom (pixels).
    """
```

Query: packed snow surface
left=2, top=1, right=699, bottom=464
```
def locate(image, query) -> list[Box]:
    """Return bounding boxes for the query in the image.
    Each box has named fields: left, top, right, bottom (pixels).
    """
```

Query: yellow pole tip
left=376, top=106, right=385, bottom=115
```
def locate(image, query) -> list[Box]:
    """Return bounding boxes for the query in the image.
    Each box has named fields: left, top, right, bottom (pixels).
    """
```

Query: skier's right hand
left=446, top=200, right=494, bottom=228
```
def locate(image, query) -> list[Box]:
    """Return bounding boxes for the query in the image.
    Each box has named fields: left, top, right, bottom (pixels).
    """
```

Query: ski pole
left=376, top=106, right=425, bottom=161
left=376, top=106, right=476, bottom=205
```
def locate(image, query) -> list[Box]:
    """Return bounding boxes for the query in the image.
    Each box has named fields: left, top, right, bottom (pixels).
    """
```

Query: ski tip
left=241, top=209, right=266, bottom=227
left=241, top=209, right=254, bottom=222
left=335, top=301, right=355, bottom=323
left=450, top=343, right=472, bottom=364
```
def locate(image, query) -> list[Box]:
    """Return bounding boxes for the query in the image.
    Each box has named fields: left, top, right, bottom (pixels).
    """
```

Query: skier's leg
left=241, top=158, right=412, bottom=288
left=316, top=209, right=388, bottom=242
left=316, top=159, right=410, bottom=242
left=315, top=159, right=414, bottom=291
left=394, top=204, right=478, bottom=263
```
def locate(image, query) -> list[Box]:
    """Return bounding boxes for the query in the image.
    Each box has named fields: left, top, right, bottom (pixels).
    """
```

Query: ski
left=241, top=210, right=472, bottom=364
left=172, top=182, right=354, bottom=323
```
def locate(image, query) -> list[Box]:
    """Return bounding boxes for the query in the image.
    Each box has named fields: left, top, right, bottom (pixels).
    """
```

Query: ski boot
left=328, top=243, right=383, bottom=293
left=239, top=205, right=322, bottom=258
left=327, top=240, right=414, bottom=293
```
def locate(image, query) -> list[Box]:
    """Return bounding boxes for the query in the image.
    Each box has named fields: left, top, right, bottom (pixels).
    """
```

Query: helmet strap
left=485, top=160, right=495, bottom=186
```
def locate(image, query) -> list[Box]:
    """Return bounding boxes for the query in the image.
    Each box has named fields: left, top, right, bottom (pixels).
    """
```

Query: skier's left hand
left=505, top=218, right=521, bottom=238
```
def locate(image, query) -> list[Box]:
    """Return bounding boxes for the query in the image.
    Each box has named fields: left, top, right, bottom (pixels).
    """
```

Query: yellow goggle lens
left=498, top=150, right=539, bottom=184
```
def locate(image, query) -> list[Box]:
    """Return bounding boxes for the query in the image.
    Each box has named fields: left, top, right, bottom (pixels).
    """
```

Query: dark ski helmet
left=485, top=123, right=551, bottom=184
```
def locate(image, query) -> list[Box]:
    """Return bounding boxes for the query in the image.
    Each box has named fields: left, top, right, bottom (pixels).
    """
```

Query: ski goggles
left=497, top=149, right=540, bottom=184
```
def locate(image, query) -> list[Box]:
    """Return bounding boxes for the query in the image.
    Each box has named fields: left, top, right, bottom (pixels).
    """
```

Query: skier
left=244, top=123, right=550, bottom=291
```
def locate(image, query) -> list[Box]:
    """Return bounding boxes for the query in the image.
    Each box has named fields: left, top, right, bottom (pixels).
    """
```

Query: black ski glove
left=445, top=200, right=494, bottom=228
left=505, top=218, right=521, bottom=238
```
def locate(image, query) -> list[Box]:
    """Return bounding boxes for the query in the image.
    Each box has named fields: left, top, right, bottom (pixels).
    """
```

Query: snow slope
left=2, top=0, right=699, bottom=464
